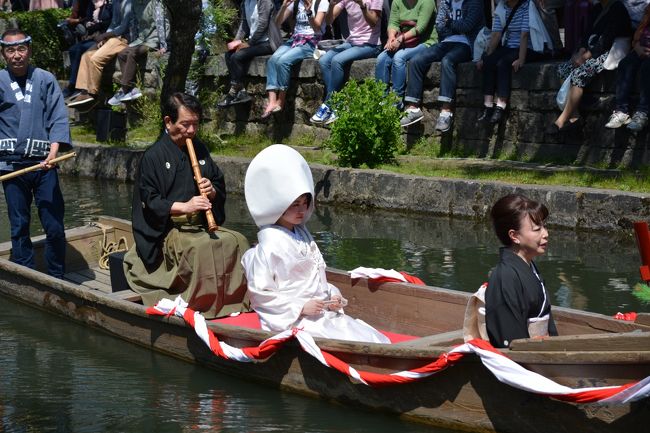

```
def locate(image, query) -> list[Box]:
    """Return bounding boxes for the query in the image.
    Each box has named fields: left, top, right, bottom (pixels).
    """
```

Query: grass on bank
left=70, top=122, right=650, bottom=194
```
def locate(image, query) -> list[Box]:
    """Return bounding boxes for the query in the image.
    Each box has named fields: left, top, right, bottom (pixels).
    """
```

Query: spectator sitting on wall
left=63, top=0, right=113, bottom=99
left=308, top=0, right=383, bottom=126
left=261, top=0, right=329, bottom=119
left=604, top=2, right=650, bottom=133
left=374, top=0, right=437, bottom=110
left=547, top=0, right=632, bottom=134
left=476, top=0, right=550, bottom=125
left=216, top=0, right=282, bottom=108
left=66, top=0, right=133, bottom=109
left=400, top=0, right=484, bottom=132
left=29, top=0, right=62, bottom=9
left=108, top=0, right=169, bottom=105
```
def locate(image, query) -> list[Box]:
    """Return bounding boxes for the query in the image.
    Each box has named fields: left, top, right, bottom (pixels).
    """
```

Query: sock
left=484, top=102, right=494, bottom=108
left=440, top=110, right=452, bottom=118
left=496, top=101, right=507, bottom=109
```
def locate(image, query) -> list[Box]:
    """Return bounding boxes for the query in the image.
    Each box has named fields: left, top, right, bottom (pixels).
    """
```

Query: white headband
left=1, top=35, right=32, bottom=47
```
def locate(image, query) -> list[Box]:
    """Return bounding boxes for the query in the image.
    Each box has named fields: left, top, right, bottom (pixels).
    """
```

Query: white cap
left=244, top=144, right=315, bottom=227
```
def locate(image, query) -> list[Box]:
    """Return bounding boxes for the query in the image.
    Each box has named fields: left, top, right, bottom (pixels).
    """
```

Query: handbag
left=556, top=75, right=571, bottom=110
left=397, top=20, right=420, bottom=48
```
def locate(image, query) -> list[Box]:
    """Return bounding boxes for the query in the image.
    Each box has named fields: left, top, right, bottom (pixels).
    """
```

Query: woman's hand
left=476, top=58, right=484, bottom=71
left=326, top=295, right=347, bottom=311
left=571, top=48, right=588, bottom=67
left=302, top=299, right=325, bottom=316
left=512, top=58, right=525, bottom=72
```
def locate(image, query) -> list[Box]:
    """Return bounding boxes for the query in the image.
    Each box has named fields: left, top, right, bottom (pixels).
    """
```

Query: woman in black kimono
left=485, top=194, right=558, bottom=348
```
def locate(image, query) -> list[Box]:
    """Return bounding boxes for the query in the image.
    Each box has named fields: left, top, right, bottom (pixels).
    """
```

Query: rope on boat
left=91, top=222, right=129, bottom=270
left=147, top=296, right=650, bottom=405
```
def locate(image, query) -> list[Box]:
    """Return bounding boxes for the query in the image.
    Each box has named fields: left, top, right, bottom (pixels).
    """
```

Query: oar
left=0, top=152, right=77, bottom=182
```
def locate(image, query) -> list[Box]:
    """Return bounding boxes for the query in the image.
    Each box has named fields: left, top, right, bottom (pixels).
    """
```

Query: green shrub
left=0, top=9, right=70, bottom=78
left=326, top=78, right=403, bottom=168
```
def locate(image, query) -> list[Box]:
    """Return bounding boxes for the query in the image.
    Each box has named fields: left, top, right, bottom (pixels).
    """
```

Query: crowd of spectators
left=3, top=0, right=649, bottom=137
left=220, top=0, right=650, bottom=136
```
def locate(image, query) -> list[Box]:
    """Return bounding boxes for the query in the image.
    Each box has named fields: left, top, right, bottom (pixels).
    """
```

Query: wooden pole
left=0, top=152, right=77, bottom=182
left=185, top=138, right=218, bottom=232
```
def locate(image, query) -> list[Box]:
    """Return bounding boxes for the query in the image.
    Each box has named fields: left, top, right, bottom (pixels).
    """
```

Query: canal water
left=1, top=176, right=648, bottom=432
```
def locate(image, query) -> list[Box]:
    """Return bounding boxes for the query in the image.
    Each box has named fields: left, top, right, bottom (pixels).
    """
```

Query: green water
left=0, top=176, right=648, bottom=433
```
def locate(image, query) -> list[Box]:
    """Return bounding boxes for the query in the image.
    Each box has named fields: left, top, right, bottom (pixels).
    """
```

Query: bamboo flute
left=185, top=138, right=218, bottom=232
left=0, top=152, right=77, bottom=182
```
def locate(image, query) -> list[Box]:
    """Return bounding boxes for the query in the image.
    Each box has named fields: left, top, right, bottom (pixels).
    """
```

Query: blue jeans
left=319, top=42, right=381, bottom=102
left=68, top=39, right=96, bottom=88
left=266, top=41, right=315, bottom=91
left=615, top=50, right=650, bottom=114
left=375, top=43, right=429, bottom=98
left=2, top=169, right=66, bottom=278
left=404, top=42, right=471, bottom=105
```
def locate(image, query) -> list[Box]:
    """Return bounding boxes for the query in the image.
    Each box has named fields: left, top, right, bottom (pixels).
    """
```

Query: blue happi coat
left=0, top=66, right=71, bottom=171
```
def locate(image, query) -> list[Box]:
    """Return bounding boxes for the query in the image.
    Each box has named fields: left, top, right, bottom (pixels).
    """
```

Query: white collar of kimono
left=244, top=144, right=315, bottom=227
left=0, top=36, right=32, bottom=46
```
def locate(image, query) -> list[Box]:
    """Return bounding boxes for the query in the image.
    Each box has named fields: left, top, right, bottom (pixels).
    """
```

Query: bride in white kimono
left=241, top=144, right=390, bottom=344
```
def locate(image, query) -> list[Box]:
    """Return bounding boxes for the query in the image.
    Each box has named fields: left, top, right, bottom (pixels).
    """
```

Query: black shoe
left=217, top=93, right=237, bottom=108
left=478, top=106, right=494, bottom=122
left=490, top=106, right=505, bottom=124
left=560, top=117, right=582, bottom=132
left=545, top=123, right=562, bottom=135
left=231, top=90, right=251, bottom=105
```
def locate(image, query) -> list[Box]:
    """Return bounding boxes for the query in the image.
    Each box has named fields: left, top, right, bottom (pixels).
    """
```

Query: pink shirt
left=340, top=0, right=383, bottom=46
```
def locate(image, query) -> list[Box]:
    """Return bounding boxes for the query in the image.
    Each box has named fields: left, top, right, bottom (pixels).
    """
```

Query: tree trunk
left=161, top=0, right=202, bottom=101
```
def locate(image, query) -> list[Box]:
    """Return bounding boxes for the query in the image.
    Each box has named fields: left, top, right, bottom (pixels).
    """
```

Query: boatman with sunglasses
left=0, top=29, right=71, bottom=279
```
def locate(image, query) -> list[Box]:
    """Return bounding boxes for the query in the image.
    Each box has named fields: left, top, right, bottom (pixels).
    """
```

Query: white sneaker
left=310, top=104, right=331, bottom=124
left=108, top=89, right=126, bottom=106
left=400, top=108, right=423, bottom=127
left=604, top=111, right=631, bottom=129
left=435, top=111, right=453, bottom=132
left=120, top=87, right=143, bottom=102
left=324, top=110, right=337, bottom=125
left=627, top=111, right=648, bottom=132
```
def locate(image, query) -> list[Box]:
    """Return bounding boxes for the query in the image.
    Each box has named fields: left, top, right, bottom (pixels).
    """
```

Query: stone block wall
left=205, top=54, right=650, bottom=168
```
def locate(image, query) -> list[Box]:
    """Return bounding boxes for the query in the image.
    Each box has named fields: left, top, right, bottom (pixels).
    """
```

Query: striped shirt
left=493, top=0, right=530, bottom=49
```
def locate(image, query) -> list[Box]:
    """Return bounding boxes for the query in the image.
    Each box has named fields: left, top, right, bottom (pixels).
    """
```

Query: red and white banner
left=148, top=297, right=650, bottom=405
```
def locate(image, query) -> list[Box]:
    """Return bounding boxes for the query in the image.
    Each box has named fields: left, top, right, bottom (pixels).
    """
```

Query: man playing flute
left=0, top=29, right=71, bottom=279
left=123, top=92, right=250, bottom=318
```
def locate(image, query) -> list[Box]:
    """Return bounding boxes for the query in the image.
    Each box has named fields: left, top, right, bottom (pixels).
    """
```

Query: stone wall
left=61, top=143, right=650, bottom=232
left=206, top=55, right=650, bottom=168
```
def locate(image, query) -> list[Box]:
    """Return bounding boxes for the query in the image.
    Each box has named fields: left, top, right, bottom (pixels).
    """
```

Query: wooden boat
left=1, top=216, right=649, bottom=433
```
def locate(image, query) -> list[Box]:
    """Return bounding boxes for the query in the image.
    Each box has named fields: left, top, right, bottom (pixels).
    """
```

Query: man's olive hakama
left=124, top=224, right=249, bottom=318
left=123, top=133, right=249, bottom=318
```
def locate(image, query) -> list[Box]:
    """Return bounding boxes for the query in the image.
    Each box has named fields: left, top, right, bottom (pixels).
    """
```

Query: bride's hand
left=302, top=299, right=325, bottom=316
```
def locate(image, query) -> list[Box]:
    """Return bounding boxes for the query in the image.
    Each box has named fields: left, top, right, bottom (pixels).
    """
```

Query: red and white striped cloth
left=147, top=297, right=650, bottom=405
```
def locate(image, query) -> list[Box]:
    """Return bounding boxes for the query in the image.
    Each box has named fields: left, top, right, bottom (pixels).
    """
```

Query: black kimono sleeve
left=485, top=264, right=531, bottom=348
left=131, top=146, right=175, bottom=267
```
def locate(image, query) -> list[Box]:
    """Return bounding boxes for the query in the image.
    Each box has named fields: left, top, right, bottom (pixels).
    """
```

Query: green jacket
left=388, top=0, right=438, bottom=46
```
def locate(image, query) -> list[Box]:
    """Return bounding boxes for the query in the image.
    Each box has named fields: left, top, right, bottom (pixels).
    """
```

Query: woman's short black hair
left=490, top=194, right=549, bottom=246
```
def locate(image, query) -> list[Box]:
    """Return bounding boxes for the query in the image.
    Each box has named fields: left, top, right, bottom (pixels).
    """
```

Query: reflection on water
left=0, top=176, right=647, bottom=315
left=0, top=298, right=448, bottom=433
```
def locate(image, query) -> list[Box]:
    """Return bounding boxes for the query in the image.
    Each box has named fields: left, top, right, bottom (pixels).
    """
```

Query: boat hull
left=1, top=218, right=649, bottom=432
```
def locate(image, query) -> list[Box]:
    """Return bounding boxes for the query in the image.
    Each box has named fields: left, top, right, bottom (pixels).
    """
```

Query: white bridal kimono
left=242, top=224, right=390, bottom=343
